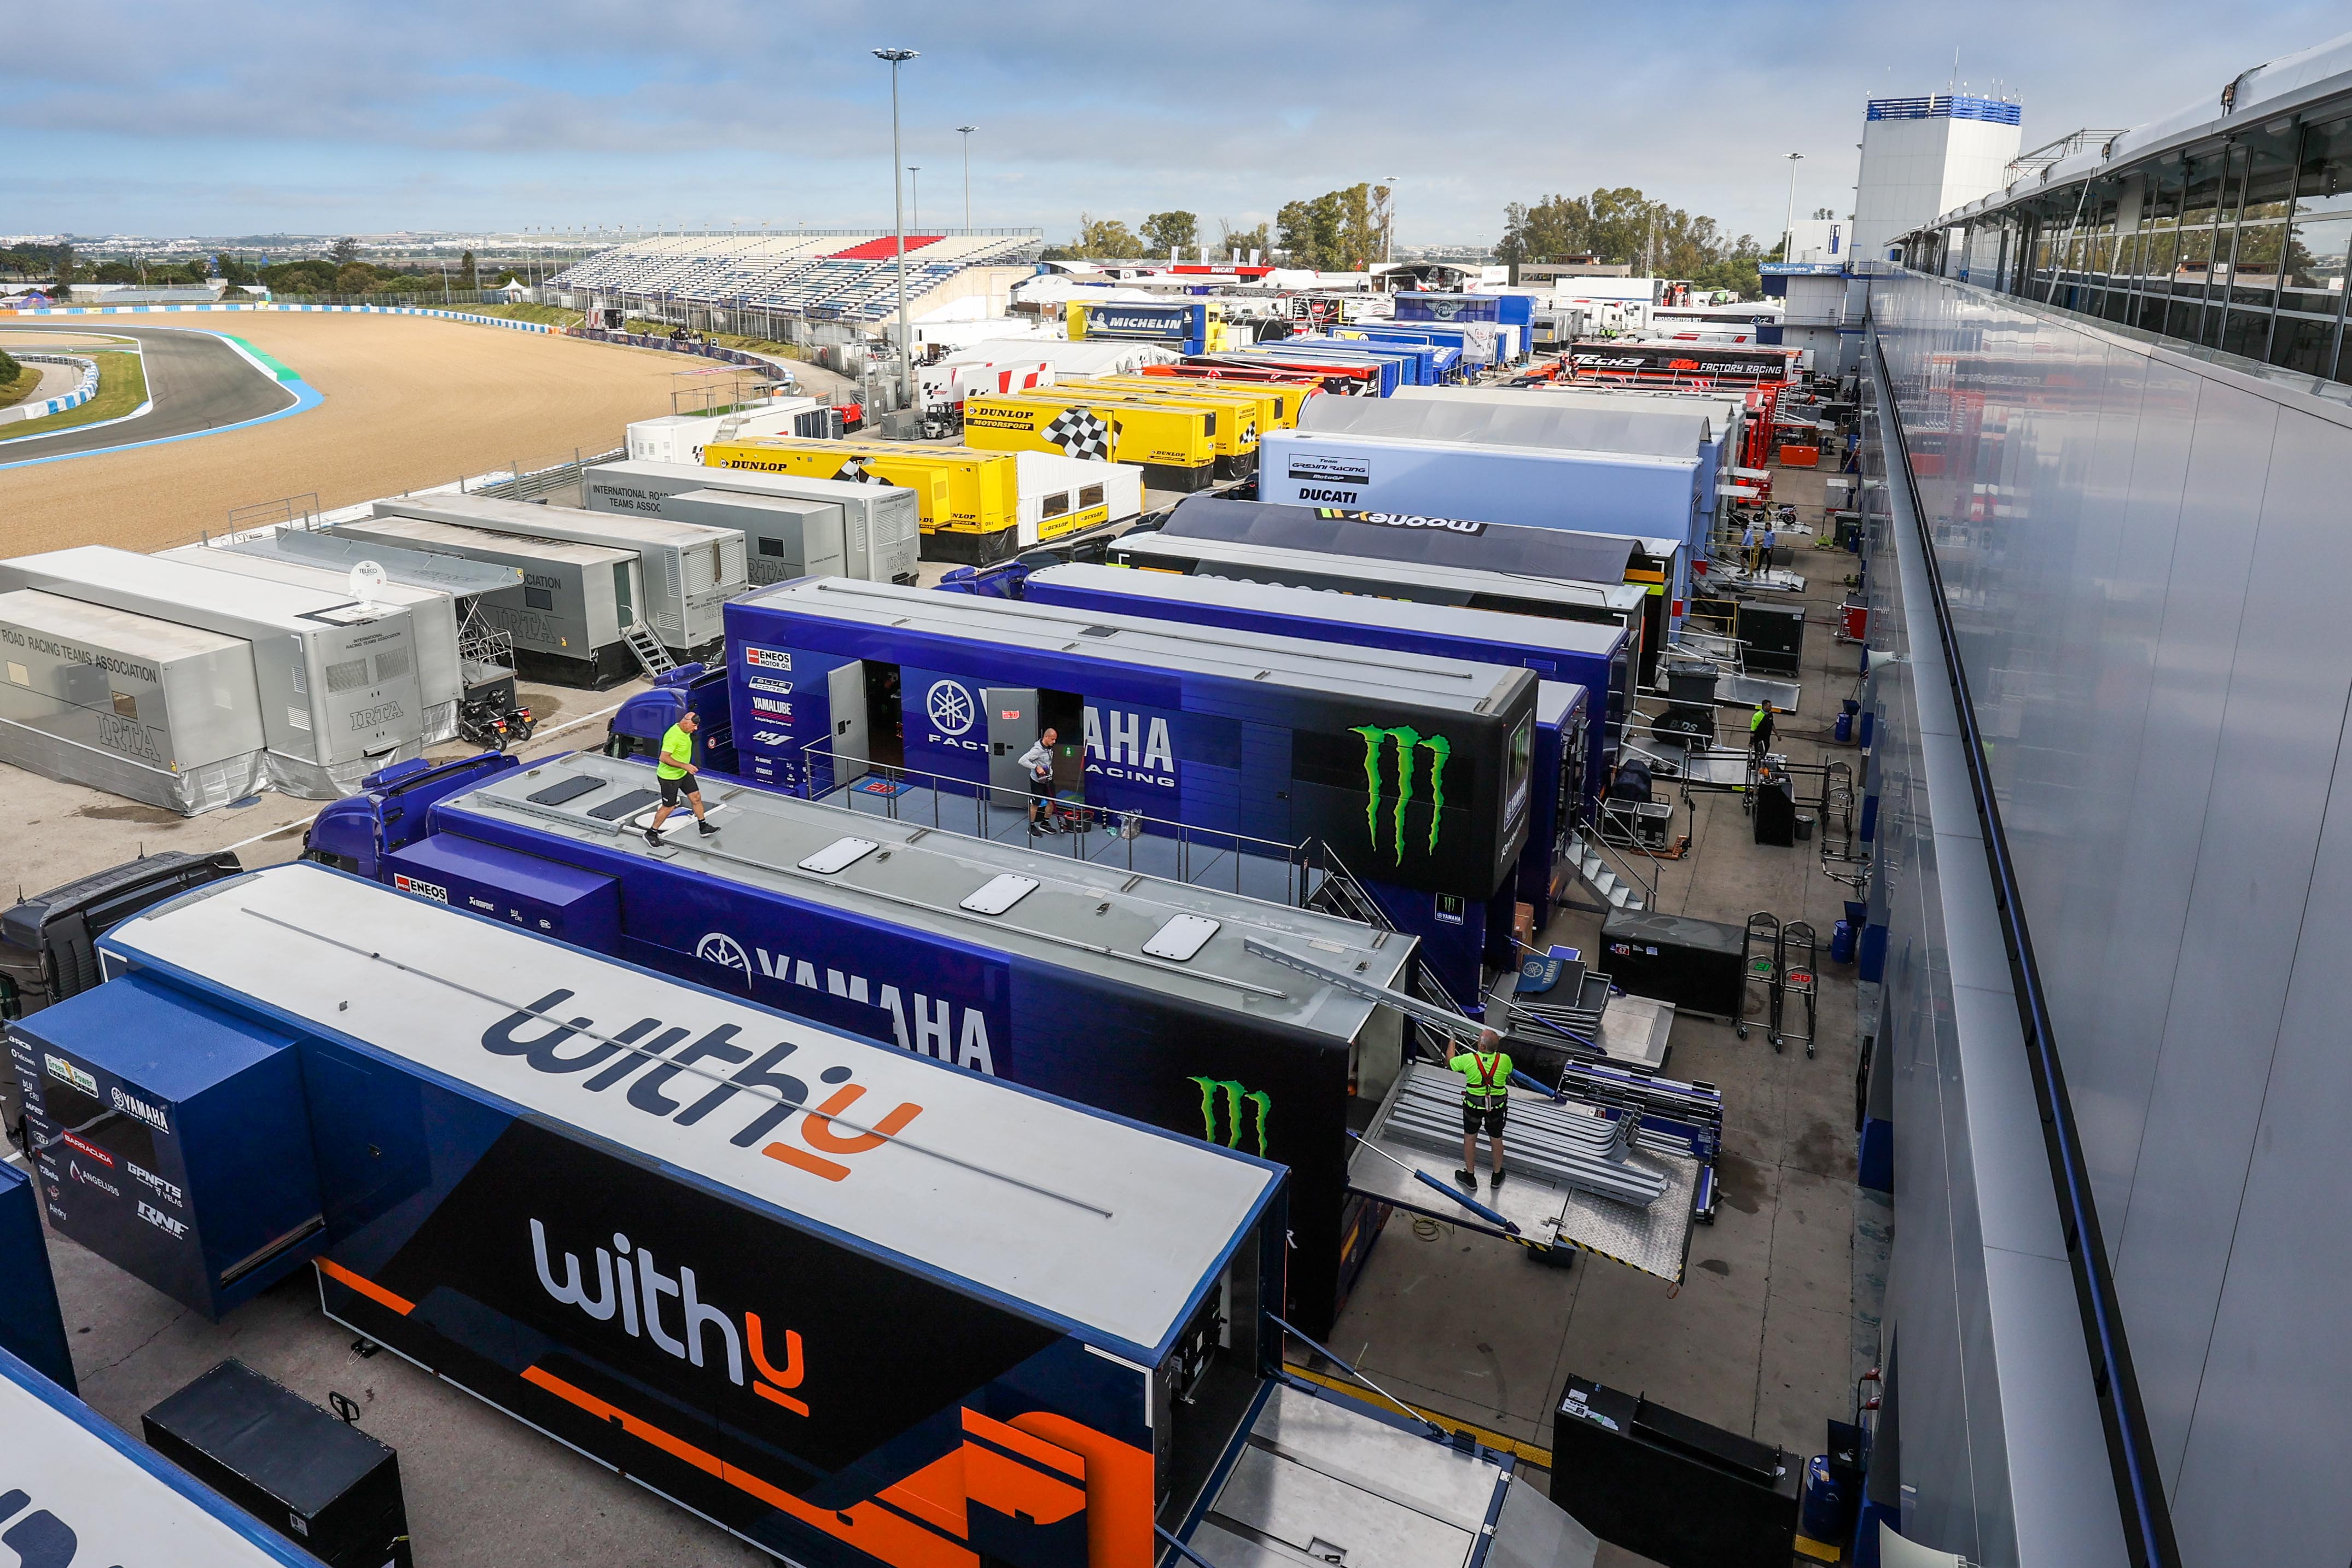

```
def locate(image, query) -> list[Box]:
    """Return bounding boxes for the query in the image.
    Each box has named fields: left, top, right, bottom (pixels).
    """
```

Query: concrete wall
left=1866, top=267, right=2352, bottom=1568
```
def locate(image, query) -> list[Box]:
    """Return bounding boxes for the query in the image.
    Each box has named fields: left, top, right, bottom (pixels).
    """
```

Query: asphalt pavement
left=0, top=323, right=296, bottom=459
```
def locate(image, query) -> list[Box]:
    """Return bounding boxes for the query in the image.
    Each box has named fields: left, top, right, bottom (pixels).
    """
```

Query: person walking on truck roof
left=645, top=710, right=720, bottom=845
left=1452, top=1028, right=1512, bottom=1191
left=1022, top=727, right=1060, bottom=835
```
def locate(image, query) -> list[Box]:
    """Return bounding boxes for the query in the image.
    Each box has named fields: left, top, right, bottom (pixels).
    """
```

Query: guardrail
left=0, top=353, right=100, bottom=426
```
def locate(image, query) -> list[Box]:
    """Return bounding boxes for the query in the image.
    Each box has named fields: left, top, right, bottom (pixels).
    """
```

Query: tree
left=1216, top=219, right=1270, bottom=263
left=329, top=236, right=360, bottom=266
left=51, top=244, right=76, bottom=298
left=1498, top=186, right=1766, bottom=296
left=1272, top=184, right=1389, bottom=271
left=1140, top=211, right=1199, bottom=259
left=1070, top=213, right=1145, bottom=259
left=95, top=261, right=138, bottom=284
left=334, top=261, right=375, bottom=294
left=458, top=249, right=478, bottom=288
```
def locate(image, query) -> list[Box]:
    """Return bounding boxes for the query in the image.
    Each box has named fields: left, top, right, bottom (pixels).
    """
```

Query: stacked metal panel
left=1379, top=1063, right=1668, bottom=1206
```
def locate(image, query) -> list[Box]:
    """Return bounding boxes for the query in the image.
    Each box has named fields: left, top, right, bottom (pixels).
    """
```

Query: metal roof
left=1029, top=562, right=1629, bottom=658
left=329, top=515, right=636, bottom=567
left=1926, top=29, right=2352, bottom=229
left=374, top=493, right=740, bottom=551
left=740, top=578, right=1535, bottom=717
left=450, top=751, right=1407, bottom=1036
left=1113, top=530, right=1652, bottom=615
left=0, top=546, right=404, bottom=637
left=0, top=587, right=248, bottom=661
left=230, top=527, right=525, bottom=596
left=102, top=865, right=1280, bottom=1357
left=1300, top=390, right=1712, bottom=458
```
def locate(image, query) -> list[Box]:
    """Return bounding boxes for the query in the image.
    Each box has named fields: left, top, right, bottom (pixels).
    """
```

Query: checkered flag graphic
left=831, top=458, right=887, bottom=485
left=1043, top=406, right=1115, bottom=461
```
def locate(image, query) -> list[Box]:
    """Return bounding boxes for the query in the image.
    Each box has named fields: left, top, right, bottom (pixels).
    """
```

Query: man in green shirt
left=645, top=710, right=720, bottom=845
left=1451, top=1027, right=1512, bottom=1190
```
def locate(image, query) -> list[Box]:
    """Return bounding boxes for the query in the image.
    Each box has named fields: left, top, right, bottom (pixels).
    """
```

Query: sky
left=3, top=1, right=2344, bottom=249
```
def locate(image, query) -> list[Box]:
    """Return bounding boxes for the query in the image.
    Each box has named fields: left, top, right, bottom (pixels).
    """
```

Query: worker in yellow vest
left=1451, top=1027, right=1512, bottom=1190
left=645, top=710, right=721, bottom=845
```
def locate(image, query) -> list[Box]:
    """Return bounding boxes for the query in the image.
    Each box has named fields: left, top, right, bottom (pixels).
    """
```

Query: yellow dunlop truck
left=1068, top=372, right=1312, bottom=433
left=703, top=437, right=1139, bottom=563
left=961, top=389, right=1221, bottom=492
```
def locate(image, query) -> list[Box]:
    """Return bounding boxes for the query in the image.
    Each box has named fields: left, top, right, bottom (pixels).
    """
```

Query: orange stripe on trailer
left=1008, top=1413, right=1157, bottom=1568
left=315, top=1258, right=414, bottom=1315
left=521, top=1365, right=979, bottom=1568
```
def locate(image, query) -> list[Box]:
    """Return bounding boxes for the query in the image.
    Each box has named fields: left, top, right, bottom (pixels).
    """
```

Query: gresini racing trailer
left=724, top=578, right=1539, bottom=1006
left=50, top=866, right=1599, bottom=1568
left=0, top=1342, right=321, bottom=1567
left=1258, top=429, right=1708, bottom=564
left=329, top=748, right=1413, bottom=1333
left=0, top=546, right=426, bottom=798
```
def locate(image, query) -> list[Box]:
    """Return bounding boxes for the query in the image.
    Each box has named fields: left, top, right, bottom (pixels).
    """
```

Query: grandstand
left=547, top=230, right=1041, bottom=324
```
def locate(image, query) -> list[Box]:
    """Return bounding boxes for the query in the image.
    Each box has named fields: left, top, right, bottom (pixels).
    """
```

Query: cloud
left=1, top=0, right=2343, bottom=241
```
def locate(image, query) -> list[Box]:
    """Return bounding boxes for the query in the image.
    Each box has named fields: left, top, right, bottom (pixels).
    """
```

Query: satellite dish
left=348, top=560, right=388, bottom=611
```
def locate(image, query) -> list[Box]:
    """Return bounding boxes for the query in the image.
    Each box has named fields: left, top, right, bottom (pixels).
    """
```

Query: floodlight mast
left=873, top=47, right=921, bottom=416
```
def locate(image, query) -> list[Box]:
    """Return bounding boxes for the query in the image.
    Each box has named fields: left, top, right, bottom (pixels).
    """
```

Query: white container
left=581, top=459, right=921, bottom=585
left=915, top=357, right=1053, bottom=411
left=158, top=545, right=464, bottom=743
left=625, top=397, right=825, bottom=464
left=327, top=516, right=643, bottom=689
left=0, top=547, right=426, bottom=797
left=1010, top=450, right=1145, bottom=547
left=660, top=488, right=848, bottom=585
left=0, top=588, right=268, bottom=815
left=369, top=496, right=745, bottom=655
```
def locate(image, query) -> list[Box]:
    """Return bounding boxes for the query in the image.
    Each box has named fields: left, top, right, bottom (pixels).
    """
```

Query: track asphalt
left=0, top=324, right=295, bottom=458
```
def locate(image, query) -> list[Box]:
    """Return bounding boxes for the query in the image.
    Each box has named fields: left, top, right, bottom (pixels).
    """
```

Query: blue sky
left=2, top=1, right=2341, bottom=246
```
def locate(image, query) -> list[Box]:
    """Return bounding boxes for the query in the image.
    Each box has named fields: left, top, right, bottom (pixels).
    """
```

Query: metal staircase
left=1562, top=825, right=1651, bottom=913
left=620, top=622, right=676, bottom=679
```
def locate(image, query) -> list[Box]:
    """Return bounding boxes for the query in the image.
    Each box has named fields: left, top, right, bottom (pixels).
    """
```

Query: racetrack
left=0, top=326, right=287, bottom=455
left=0, top=313, right=692, bottom=556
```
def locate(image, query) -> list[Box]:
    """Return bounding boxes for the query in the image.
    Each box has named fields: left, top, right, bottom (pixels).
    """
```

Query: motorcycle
left=457, top=696, right=536, bottom=753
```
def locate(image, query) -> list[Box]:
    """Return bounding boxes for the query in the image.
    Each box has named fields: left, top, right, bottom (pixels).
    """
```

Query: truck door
left=982, top=686, right=1040, bottom=795
left=826, top=661, right=869, bottom=786
left=1240, top=721, right=1293, bottom=846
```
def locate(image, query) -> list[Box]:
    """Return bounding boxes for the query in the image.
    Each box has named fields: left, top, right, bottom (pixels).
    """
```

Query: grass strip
left=0, top=351, right=150, bottom=441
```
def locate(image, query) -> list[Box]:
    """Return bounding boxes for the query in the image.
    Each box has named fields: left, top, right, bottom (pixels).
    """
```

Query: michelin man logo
left=694, top=932, right=753, bottom=974
left=925, top=680, right=975, bottom=736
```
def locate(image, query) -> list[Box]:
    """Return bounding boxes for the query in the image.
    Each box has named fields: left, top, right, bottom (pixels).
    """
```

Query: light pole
left=957, top=126, right=977, bottom=232
left=1782, top=152, right=1804, bottom=265
left=1385, top=176, right=1399, bottom=265
left=909, top=167, right=922, bottom=234
left=874, top=47, right=920, bottom=417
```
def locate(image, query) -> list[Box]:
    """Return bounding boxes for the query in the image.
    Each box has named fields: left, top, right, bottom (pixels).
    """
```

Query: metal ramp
left=620, top=620, right=676, bottom=678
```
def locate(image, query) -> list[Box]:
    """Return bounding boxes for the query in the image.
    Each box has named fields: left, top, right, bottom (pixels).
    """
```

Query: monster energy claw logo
left=1189, top=1076, right=1271, bottom=1158
left=1350, top=725, right=1451, bottom=864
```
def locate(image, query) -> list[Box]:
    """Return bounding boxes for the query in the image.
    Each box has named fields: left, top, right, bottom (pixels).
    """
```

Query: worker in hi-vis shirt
left=1452, top=1027, right=1512, bottom=1190
left=645, top=709, right=721, bottom=845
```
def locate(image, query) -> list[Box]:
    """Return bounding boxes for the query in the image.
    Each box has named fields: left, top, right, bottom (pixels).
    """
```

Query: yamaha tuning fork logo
left=924, top=679, right=976, bottom=736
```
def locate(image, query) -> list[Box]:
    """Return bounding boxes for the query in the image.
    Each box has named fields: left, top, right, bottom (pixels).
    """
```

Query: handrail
left=1864, top=324, right=2178, bottom=1567
left=793, top=741, right=1313, bottom=904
